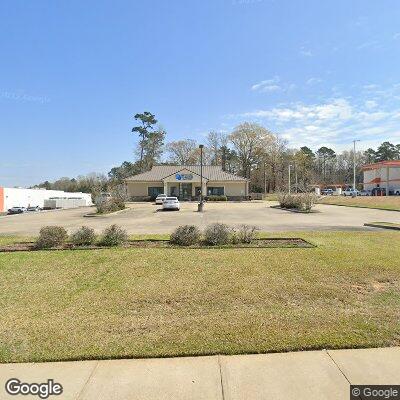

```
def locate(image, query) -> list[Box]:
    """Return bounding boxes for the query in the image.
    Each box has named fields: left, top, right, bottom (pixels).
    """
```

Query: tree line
left=33, top=111, right=400, bottom=194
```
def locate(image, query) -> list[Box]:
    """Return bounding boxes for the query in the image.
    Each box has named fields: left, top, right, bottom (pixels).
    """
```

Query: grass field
left=0, top=231, right=399, bottom=363
left=317, top=196, right=400, bottom=211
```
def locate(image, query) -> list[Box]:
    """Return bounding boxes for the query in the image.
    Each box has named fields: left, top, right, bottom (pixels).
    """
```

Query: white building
left=0, top=187, right=93, bottom=212
left=363, top=161, right=400, bottom=195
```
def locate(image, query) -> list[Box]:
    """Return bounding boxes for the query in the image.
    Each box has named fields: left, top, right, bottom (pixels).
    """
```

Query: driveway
left=1, top=201, right=400, bottom=236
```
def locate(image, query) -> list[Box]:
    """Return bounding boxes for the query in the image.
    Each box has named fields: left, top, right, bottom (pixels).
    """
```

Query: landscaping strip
left=270, top=205, right=319, bottom=214
left=364, top=222, right=400, bottom=231
left=0, top=238, right=315, bottom=253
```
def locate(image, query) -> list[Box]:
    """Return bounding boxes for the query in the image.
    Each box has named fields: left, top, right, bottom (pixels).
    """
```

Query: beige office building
left=126, top=165, right=249, bottom=200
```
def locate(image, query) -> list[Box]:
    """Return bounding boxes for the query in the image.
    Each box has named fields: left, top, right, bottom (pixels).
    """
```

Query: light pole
left=288, top=164, right=293, bottom=194
left=198, top=144, right=204, bottom=212
left=353, top=140, right=360, bottom=191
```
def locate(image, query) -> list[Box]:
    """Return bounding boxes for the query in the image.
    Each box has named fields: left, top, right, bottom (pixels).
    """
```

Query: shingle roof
left=125, top=165, right=248, bottom=182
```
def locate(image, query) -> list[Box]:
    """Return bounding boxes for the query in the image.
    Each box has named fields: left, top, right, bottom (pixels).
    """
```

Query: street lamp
left=198, top=144, right=204, bottom=212
left=288, top=164, right=293, bottom=194
left=353, top=140, right=360, bottom=191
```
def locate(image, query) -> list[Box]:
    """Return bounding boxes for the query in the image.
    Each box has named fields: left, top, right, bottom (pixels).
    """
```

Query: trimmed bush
left=36, top=226, right=68, bottom=249
left=96, top=198, right=125, bottom=214
left=205, top=195, right=228, bottom=202
left=70, top=226, right=96, bottom=246
left=232, top=224, right=259, bottom=244
left=203, top=223, right=230, bottom=246
left=99, top=224, right=128, bottom=247
left=277, top=192, right=316, bottom=212
left=170, top=225, right=201, bottom=246
left=297, top=192, right=317, bottom=212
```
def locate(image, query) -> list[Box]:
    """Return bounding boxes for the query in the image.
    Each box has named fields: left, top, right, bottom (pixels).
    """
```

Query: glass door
left=180, top=183, right=192, bottom=200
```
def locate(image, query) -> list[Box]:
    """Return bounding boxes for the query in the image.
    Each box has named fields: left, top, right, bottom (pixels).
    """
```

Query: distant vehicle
left=27, top=206, right=41, bottom=212
left=370, top=187, right=399, bottom=196
left=321, top=189, right=334, bottom=196
left=155, top=194, right=167, bottom=205
left=342, top=188, right=359, bottom=197
left=162, top=197, right=180, bottom=211
left=371, top=187, right=386, bottom=196
left=359, top=190, right=371, bottom=196
left=7, top=206, right=27, bottom=214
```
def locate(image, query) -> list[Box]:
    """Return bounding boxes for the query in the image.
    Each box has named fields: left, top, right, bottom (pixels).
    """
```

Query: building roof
left=125, top=165, right=248, bottom=182
left=362, top=160, right=400, bottom=170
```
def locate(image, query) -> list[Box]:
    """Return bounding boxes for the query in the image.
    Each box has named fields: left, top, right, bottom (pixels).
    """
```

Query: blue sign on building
left=175, top=173, right=193, bottom=181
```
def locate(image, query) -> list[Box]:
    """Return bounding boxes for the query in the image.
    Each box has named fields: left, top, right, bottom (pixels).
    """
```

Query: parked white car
left=342, top=189, right=359, bottom=196
left=162, top=197, right=180, bottom=211
left=155, top=194, right=167, bottom=205
left=359, top=189, right=371, bottom=196
left=7, top=206, right=27, bottom=215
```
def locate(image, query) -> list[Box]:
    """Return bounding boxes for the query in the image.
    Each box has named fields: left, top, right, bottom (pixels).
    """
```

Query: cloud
left=364, top=100, right=377, bottom=109
left=357, top=40, right=381, bottom=50
left=251, top=76, right=296, bottom=93
left=251, top=77, right=281, bottom=92
left=306, top=77, right=322, bottom=85
left=394, top=33, right=400, bottom=40
left=229, top=85, right=400, bottom=150
left=299, top=47, right=313, bottom=57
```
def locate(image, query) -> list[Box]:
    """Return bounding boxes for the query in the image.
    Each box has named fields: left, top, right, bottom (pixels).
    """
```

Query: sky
left=1, top=0, right=400, bottom=187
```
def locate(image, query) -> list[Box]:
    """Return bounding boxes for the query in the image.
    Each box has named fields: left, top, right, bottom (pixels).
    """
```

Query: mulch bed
left=0, top=238, right=315, bottom=253
left=270, top=205, right=319, bottom=213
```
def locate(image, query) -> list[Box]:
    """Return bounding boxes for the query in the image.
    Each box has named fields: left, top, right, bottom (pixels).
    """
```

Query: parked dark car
left=7, top=206, right=27, bottom=214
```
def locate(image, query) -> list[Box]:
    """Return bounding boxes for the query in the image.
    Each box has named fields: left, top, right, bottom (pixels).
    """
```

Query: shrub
left=277, top=192, right=301, bottom=209
left=297, top=192, right=317, bottom=212
left=70, top=226, right=96, bottom=246
left=277, top=192, right=316, bottom=212
left=96, top=198, right=125, bottom=214
left=36, top=226, right=68, bottom=249
left=203, top=223, right=230, bottom=246
left=232, top=224, right=259, bottom=244
left=100, top=224, right=128, bottom=247
left=205, top=195, right=227, bottom=202
left=170, top=225, right=201, bottom=246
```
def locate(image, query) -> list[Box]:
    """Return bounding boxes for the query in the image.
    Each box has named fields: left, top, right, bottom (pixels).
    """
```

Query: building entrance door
left=180, top=183, right=192, bottom=200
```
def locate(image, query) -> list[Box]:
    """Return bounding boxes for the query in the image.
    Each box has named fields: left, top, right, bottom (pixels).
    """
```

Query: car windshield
left=166, top=197, right=177, bottom=201
left=157, top=194, right=166, bottom=197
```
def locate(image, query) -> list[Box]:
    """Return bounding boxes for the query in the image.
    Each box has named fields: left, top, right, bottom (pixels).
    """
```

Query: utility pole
left=288, top=164, right=292, bottom=194
left=353, top=140, right=360, bottom=191
left=198, top=144, right=204, bottom=212
left=263, top=160, right=267, bottom=195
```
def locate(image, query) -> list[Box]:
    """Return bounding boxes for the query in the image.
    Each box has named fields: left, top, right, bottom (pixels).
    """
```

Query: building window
left=207, top=187, right=224, bottom=196
left=148, top=187, right=164, bottom=198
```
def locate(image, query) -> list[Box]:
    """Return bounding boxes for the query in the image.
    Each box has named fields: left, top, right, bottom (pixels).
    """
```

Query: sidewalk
left=1, top=347, right=399, bottom=399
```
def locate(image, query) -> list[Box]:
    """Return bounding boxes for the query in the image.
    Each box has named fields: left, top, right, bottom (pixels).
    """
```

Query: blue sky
left=1, top=0, right=400, bottom=186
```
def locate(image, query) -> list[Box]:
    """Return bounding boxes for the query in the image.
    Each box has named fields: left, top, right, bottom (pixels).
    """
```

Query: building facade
left=125, top=165, right=249, bottom=201
left=363, top=160, right=400, bottom=195
left=0, top=187, right=93, bottom=213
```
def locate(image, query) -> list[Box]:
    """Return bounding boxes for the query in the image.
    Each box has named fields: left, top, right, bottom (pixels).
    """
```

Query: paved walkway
left=1, top=347, right=399, bottom=399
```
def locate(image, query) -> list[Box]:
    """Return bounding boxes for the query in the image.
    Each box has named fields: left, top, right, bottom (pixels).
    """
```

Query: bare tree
left=229, top=122, right=274, bottom=179
left=166, top=139, right=199, bottom=165
left=206, top=131, right=228, bottom=166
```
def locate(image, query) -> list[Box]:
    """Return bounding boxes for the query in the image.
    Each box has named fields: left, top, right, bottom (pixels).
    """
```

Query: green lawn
left=0, top=231, right=399, bottom=363
left=317, top=196, right=400, bottom=211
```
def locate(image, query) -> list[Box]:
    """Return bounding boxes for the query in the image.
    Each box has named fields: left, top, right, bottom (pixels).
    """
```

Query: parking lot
left=1, top=201, right=400, bottom=236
